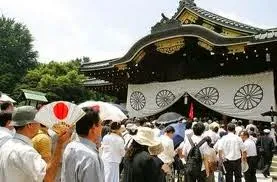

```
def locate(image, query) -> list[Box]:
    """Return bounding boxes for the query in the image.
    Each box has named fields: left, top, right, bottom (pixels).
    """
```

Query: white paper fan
left=78, top=101, right=127, bottom=121
left=35, top=101, right=85, bottom=130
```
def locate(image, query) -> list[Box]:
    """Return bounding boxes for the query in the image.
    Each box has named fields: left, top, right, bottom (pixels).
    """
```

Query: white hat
left=231, top=119, right=237, bottom=124
left=263, top=129, right=271, bottom=134
left=132, top=127, right=161, bottom=147
left=241, top=161, right=249, bottom=173
left=126, top=123, right=137, bottom=132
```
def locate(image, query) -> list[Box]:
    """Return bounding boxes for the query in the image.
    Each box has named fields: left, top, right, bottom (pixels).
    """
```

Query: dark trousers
left=223, top=159, right=242, bottom=182
left=263, top=156, right=273, bottom=176
left=244, top=156, right=257, bottom=182
left=186, top=170, right=206, bottom=182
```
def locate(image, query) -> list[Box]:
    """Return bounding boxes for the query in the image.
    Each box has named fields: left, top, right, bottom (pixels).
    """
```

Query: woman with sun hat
left=122, top=126, right=162, bottom=182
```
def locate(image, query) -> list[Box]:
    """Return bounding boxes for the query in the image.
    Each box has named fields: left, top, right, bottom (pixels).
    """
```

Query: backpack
left=185, top=136, right=207, bottom=177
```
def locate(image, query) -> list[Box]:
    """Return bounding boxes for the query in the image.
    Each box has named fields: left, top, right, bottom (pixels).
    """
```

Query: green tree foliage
left=15, top=60, right=115, bottom=103
left=0, top=15, right=38, bottom=93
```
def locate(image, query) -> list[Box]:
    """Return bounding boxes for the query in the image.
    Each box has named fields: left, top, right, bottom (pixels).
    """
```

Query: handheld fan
left=35, top=101, right=86, bottom=134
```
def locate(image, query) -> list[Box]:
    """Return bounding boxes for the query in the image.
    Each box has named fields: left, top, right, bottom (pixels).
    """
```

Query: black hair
left=0, top=112, right=12, bottom=127
left=110, top=121, right=121, bottom=131
left=101, top=126, right=110, bottom=139
left=14, top=125, right=25, bottom=131
left=240, top=130, right=249, bottom=138
left=76, top=107, right=100, bottom=136
left=227, top=123, right=236, bottom=132
left=237, top=120, right=243, bottom=126
left=213, top=126, right=219, bottom=133
left=143, top=122, right=154, bottom=129
left=219, top=131, right=227, bottom=138
left=136, top=117, right=148, bottom=126
left=193, top=122, right=205, bottom=136
left=125, top=140, right=148, bottom=160
left=165, top=126, right=175, bottom=134
left=0, top=102, right=12, bottom=111
left=186, top=122, right=192, bottom=129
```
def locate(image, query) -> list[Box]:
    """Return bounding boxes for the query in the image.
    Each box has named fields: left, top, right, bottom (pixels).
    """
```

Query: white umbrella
left=0, top=93, right=16, bottom=103
left=78, top=101, right=127, bottom=122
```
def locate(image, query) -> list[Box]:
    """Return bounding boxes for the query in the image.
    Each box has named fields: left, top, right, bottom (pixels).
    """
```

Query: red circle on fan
left=53, top=102, right=69, bottom=120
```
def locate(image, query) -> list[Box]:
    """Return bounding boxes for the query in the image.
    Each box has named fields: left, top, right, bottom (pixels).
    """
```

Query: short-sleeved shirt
left=0, top=127, right=13, bottom=146
left=244, top=138, right=257, bottom=157
left=182, top=135, right=210, bottom=171
left=218, top=132, right=246, bottom=161
left=61, top=137, right=104, bottom=182
left=158, top=135, right=175, bottom=164
left=101, top=133, right=125, bottom=163
left=0, top=133, right=47, bottom=182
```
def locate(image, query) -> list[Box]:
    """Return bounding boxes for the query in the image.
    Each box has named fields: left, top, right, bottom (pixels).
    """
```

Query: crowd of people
left=0, top=101, right=276, bottom=182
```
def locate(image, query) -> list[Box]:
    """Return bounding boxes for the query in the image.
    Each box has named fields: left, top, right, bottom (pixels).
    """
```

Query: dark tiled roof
left=80, top=58, right=118, bottom=71
left=83, top=78, right=112, bottom=86
left=251, top=31, right=277, bottom=44
left=173, top=0, right=265, bottom=34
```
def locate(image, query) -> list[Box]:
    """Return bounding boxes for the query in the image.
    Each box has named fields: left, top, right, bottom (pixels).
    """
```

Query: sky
left=1, top=0, right=277, bottom=63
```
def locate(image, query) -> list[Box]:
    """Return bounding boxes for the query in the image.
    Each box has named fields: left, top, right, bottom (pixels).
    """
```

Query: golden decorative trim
left=178, top=11, right=198, bottom=24
left=115, top=64, right=127, bottom=70
left=202, top=22, right=215, bottom=31
left=227, top=44, right=245, bottom=54
left=197, top=40, right=213, bottom=51
left=155, top=37, right=185, bottom=55
left=133, top=50, right=146, bottom=64
left=221, top=28, right=242, bottom=37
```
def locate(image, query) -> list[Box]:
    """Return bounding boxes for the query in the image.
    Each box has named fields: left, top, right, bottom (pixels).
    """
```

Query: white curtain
left=126, top=72, right=276, bottom=121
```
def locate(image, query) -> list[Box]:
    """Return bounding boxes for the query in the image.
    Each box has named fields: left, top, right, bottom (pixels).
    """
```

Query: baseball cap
left=10, top=106, right=38, bottom=126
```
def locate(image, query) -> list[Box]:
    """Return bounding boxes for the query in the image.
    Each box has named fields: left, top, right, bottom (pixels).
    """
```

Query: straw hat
left=148, top=142, right=164, bottom=156
left=132, top=127, right=161, bottom=147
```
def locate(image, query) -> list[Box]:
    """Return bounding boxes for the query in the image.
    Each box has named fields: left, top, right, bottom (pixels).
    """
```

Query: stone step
left=271, top=166, right=277, bottom=173
left=272, top=161, right=277, bottom=167
left=270, top=172, right=277, bottom=180
left=272, top=155, right=277, bottom=161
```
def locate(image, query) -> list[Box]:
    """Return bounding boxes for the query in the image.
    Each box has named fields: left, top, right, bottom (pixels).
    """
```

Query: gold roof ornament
left=155, top=37, right=185, bottom=55
left=115, top=64, right=127, bottom=71
left=178, top=11, right=198, bottom=24
left=198, top=40, right=213, bottom=51
left=227, top=44, right=246, bottom=54
left=133, top=50, right=146, bottom=64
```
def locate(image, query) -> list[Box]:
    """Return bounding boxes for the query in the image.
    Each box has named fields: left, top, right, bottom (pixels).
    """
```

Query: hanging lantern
left=266, top=53, right=271, bottom=62
left=184, top=92, right=188, bottom=105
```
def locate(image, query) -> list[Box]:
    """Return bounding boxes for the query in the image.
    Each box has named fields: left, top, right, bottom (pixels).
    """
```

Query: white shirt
left=101, top=133, right=125, bottom=163
left=235, top=126, right=243, bottom=135
left=218, top=132, right=246, bottom=161
left=122, top=131, right=133, bottom=149
left=243, top=138, right=257, bottom=157
left=0, top=127, right=13, bottom=146
left=184, top=129, right=193, bottom=137
left=249, top=135, right=257, bottom=143
left=203, top=130, right=219, bottom=144
left=182, top=135, right=210, bottom=171
left=158, top=135, right=175, bottom=164
left=0, top=133, right=47, bottom=182
left=270, top=128, right=277, bottom=146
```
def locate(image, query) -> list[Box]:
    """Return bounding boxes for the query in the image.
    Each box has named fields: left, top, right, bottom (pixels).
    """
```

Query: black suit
left=256, top=135, right=274, bottom=176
